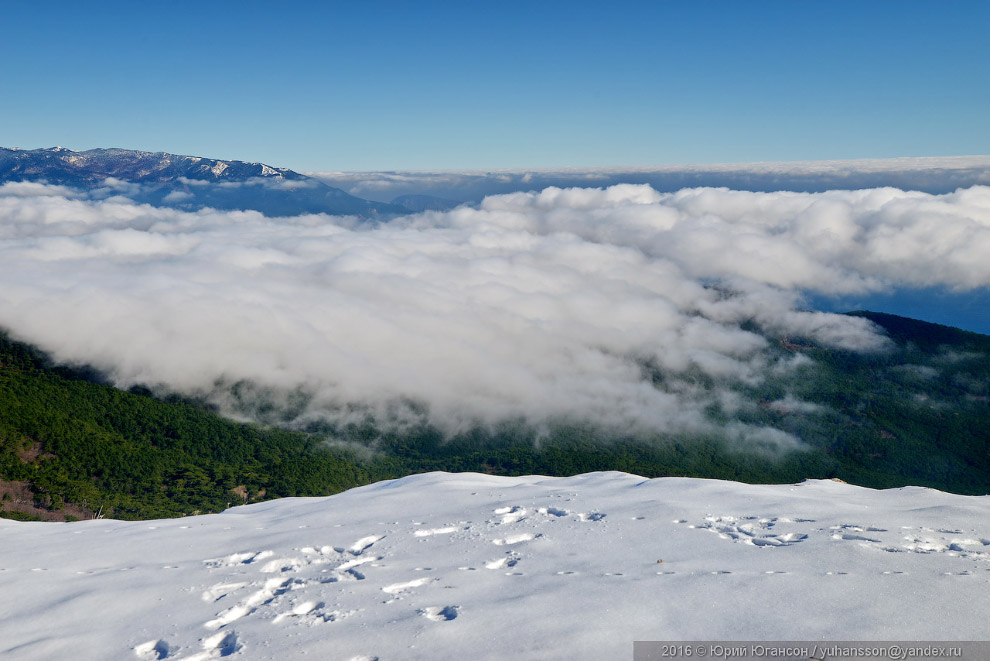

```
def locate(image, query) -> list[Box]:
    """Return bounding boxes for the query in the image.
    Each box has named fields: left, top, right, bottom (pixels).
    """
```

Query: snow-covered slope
left=2, top=472, right=988, bottom=660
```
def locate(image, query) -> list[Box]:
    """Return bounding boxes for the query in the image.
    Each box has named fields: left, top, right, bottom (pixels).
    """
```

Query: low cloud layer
left=312, top=155, right=990, bottom=203
left=2, top=182, right=989, bottom=447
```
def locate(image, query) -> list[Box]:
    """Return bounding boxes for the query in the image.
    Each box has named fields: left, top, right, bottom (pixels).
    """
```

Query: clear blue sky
left=3, top=0, right=988, bottom=171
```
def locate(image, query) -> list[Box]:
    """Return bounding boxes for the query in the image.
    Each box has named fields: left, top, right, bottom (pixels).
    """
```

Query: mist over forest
left=2, top=172, right=989, bottom=446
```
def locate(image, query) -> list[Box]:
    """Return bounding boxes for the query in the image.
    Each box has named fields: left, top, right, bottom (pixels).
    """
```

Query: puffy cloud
left=2, top=182, right=989, bottom=447
left=423, top=184, right=990, bottom=296
left=162, top=190, right=193, bottom=203
left=0, top=181, right=82, bottom=198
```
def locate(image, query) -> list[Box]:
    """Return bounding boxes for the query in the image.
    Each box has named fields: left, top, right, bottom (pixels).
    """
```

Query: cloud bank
left=311, top=155, right=990, bottom=203
left=2, top=182, right=989, bottom=447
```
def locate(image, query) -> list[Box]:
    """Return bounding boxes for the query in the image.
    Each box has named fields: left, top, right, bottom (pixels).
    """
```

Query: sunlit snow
left=2, top=473, right=988, bottom=660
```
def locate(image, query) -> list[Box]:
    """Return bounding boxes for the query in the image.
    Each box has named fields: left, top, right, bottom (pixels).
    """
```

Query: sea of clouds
left=2, top=181, right=989, bottom=448
left=312, top=155, right=990, bottom=203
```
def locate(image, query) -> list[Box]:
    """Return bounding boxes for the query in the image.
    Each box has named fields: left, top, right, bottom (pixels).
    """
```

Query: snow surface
left=2, top=472, right=989, bottom=660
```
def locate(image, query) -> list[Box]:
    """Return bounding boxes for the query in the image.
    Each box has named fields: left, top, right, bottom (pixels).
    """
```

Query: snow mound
left=1, top=472, right=988, bottom=660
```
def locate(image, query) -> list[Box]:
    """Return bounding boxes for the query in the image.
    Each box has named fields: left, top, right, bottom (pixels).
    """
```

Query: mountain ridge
left=0, top=146, right=408, bottom=217
left=0, top=145, right=301, bottom=184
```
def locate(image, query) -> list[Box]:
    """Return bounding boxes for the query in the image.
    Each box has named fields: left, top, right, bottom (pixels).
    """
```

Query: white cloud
left=162, top=190, right=193, bottom=203
left=0, top=181, right=82, bottom=198
left=309, top=155, right=990, bottom=203
left=3, top=182, right=988, bottom=446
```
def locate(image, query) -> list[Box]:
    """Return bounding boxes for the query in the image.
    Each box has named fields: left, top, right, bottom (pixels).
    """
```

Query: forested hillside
left=0, top=334, right=373, bottom=520
left=2, top=311, right=989, bottom=521
left=361, top=311, right=990, bottom=495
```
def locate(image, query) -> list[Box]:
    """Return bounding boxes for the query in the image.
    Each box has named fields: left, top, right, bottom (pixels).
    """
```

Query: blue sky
left=2, top=1, right=989, bottom=171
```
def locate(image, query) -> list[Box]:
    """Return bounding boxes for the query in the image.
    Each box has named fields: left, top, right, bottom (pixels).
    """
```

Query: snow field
left=1, top=472, right=988, bottom=660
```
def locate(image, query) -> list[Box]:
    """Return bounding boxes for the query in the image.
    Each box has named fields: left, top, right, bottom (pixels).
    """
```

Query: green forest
left=2, top=310, right=989, bottom=522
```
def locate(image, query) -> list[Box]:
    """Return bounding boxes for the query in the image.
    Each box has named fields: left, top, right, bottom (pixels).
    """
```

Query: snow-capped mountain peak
left=0, top=146, right=407, bottom=217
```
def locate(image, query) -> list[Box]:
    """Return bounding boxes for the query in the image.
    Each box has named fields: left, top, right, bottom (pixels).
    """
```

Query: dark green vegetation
left=359, top=311, right=990, bottom=495
left=809, top=311, right=990, bottom=493
left=2, top=311, right=989, bottom=521
left=0, top=335, right=373, bottom=520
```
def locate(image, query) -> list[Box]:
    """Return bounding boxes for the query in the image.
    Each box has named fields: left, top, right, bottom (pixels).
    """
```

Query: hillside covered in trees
left=0, top=335, right=374, bottom=520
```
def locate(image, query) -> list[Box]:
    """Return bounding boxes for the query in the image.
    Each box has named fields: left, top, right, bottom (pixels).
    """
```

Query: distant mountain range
left=0, top=146, right=408, bottom=217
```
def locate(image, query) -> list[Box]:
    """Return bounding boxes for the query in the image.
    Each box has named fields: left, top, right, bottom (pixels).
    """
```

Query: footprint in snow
left=420, top=605, right=459, bottom=622
left=493, top=506, right=527, bottom=525
left=414, top=527, right=458, bottom=537
left=134, top=639, right=172, bottom=660
left=382, top=577, right=433, bottom=594
left=202, top=629, right=241, bottom=657
left=204, top=550, right=273, bottom=568
left=484, top=555, right=519, bottom=570
left=492, top=533, right=537, bottom=546
left=698, top=515, right=808, bottom=547
left=538, top=507, right=569, bottom=517
left=349, top=535, right=384, bottom=555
